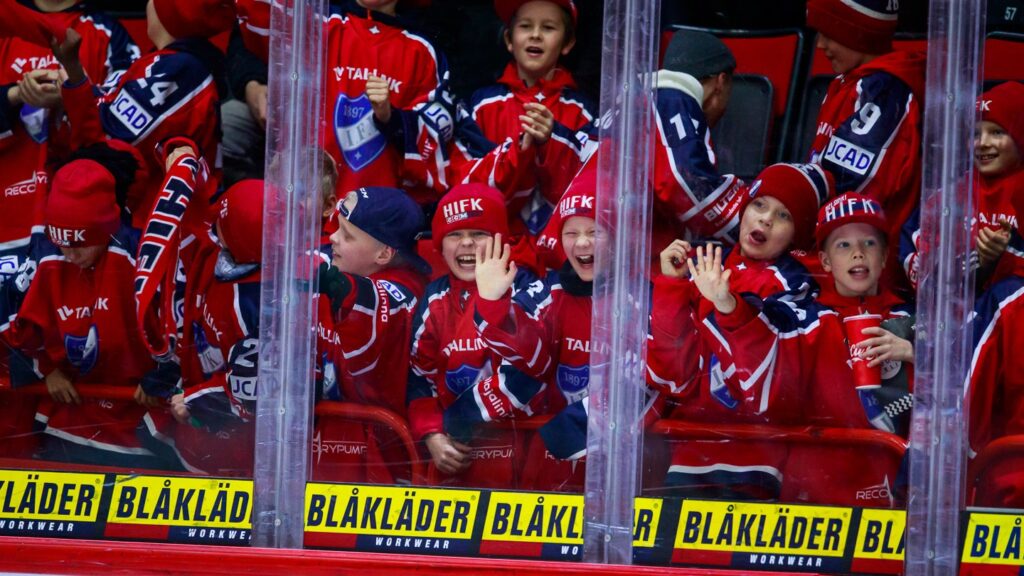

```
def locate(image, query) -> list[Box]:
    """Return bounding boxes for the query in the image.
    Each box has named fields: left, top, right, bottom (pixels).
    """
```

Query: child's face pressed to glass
left=975, top=120, right=1022, bottom=178
left=442, top=229, right=492, bottom=282
left=738, top=195, right=796, bottom=261
left=819, top=223, right=887, bottom=298
left=506, top=1, right=574, bottom=84
left=562, top=216, right=596, bottom=282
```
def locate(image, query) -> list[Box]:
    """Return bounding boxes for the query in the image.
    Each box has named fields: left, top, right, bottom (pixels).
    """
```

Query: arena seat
left=790, top=74, right=831, bottom=163
left=647, top=418, right=908, bottom=506
left=312, top=401, right=427, bottom=486
left=661, top=26, right=807, bottom=168
left=984, top=31, right=1024, bottom=83
left=7, top=383, right=425, bottom=485
left=710, top=74, right=774, bottom=180
left=968, top=434, right=1024, bottom=508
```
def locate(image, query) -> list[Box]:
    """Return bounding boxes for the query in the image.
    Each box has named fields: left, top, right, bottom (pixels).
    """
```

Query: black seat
left=789, top=74, right=832, bottom=164
left=710, top=73, right=773, bottom=180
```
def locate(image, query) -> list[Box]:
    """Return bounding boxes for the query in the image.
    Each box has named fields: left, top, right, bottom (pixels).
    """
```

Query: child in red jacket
left=11, top=144, right=167, bottom=469
left=471, top=164, right=598, bottom=492
left=647, top=162, right=832, bottom=499
left=692, top=193, right=914, bottom=507
left=407, top=183, right=539, bottom=487
left=313, top=186, right=430, bottom=484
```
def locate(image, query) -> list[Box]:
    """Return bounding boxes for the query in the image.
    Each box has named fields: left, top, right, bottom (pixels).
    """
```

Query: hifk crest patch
left=334, top=93, right=386, bottom=172
left=556, top=363, right=589, bottom=403
left=193, top=321, right=225, bottom=377
left=321, top=353, right=340, bottom=400
left=708, top=354, right=738, bottom=409
left=64, top=325, right=99, bottom=374
left=445, top=363, right=483, bottom=396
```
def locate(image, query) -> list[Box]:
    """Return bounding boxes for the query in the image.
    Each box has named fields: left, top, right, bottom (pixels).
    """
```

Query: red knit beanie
left=807, top=0, right=898, bottom=55
left=747, top=163, right=835, bottom=250
left=431, top=183, right=509, bottom=250
left=494, top=0, right=578, bottom=26
left=153, top=0, right=235, bottom=39
left=979, top=81, right=1024, bottom=150
left=815, top=193, right=888, bottom=248
left=46, top=160, right=120, bottom=248
left=217, top=179, right=264, bottom=264
left=552, top=161, right=596, bottom=234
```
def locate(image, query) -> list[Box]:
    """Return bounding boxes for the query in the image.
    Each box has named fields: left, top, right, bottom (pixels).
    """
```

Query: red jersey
left=140, top=234, right=261, bottom=475
left=809, top=50, right=926, bottom=280
left=646, top=250, right=816, bottom=500
left=61, top=38, right=222, bottom=228
left=324, top=3, right=448, bottom=204
left=406, top=271, right=540, bottom=488
left=452, top=64, right=594, bottom=235
left=707, top=284, right=914, bottom=506
left=0, top=7, right=137, bottom=245
left=14, top=226, right=156, bottom=459
left=967, top=276, right=1024, bottom=507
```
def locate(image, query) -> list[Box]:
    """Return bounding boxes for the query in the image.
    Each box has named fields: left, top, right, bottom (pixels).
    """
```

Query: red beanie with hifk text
left=46, top=160, right=120, bottom=247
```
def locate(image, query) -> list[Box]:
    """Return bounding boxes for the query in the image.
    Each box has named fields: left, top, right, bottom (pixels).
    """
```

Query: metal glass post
left=583, top=0, right=660, bottom=564
left=906, top=0, right=984, bottom=573
left=252, top=0, right=327, bottom=548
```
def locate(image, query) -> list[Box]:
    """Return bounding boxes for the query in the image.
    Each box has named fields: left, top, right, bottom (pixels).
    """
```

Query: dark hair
left=57, top=142, right=141, bottom=213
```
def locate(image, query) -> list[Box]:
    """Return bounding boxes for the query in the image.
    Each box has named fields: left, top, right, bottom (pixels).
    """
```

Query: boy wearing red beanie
left=646, top=163, right=831, bottom=499
left=138, top=177, right=265, bottom=475
left=468, top=164, right=602, bottom=492
left=690, top=193, right=914, bottom=507
left=8, top=144, right=172, bottom=468
left=966, top=183, right=1024, bottom=508
left=51, top=0, right=231, bottom=229
left=449, top=0, right=594, bottom=253
left=806, top=0, right=925, bottom=290
left=406, top=183, right=541, bottom=487
left=901, top=81, right=1024, bottom=290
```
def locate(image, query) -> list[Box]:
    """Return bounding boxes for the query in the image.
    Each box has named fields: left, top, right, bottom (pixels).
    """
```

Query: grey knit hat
left=663, top=29, right=736, bottom=78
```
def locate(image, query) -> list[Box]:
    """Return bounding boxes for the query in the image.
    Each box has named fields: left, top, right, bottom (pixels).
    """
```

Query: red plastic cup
left=843, top=313, right=883, bottom=387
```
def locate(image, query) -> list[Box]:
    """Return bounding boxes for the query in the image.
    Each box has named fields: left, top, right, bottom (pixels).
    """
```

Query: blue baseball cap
left=337, top=187, right=431, bottom=275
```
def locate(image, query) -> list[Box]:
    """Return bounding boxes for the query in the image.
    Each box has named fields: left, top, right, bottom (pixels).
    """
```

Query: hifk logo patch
left=557, top=363, right=589, bottom=402
left=334, top=93, right=386, bottom=172
left=321, top=353, right=339, bottom=400
left=193, top=321, right=225, bottom=377
left=64, top=325, right=99, bottom=374
left=708, top=354, right=738, bottom=409
left=445, top=363, right=483, bottom=396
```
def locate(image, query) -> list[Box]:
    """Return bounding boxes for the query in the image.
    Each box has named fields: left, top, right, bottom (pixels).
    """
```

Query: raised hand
left=51, top=28, right=85, bottom=85
left=475, top=232, right=517, bottom=301
left=686, top=243, right=736, bottom=313
left=366, top=75, right=392, bottom=124
left=659, top=239, right=692, bottom=279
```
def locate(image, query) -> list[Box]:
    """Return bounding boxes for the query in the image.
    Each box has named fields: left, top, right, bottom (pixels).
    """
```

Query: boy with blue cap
left=314, top=186, right=429, bottom=483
